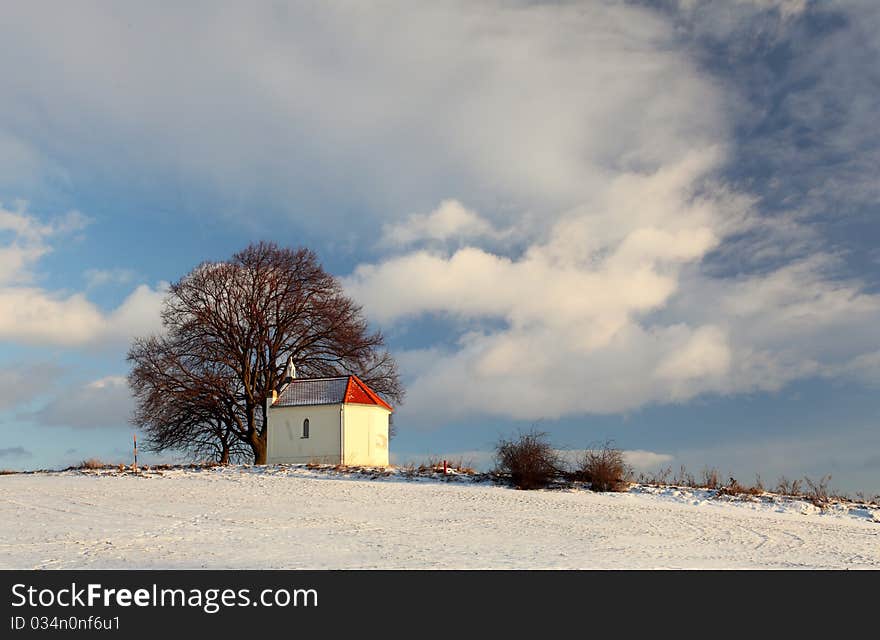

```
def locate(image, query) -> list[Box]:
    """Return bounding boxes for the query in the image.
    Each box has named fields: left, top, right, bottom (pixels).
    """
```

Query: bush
left=717, top=475, right=764, bottom=498
left=576, top=442, right=631, bottom=492
left=804, top=474, right=832, bottom=507
left=79, top=458, right=105, bottom=470
left=775, top=476, right=802, bottom=497
left=495, top=430, right=561, bottom=490
left=701, top=467, right=721, bottom=490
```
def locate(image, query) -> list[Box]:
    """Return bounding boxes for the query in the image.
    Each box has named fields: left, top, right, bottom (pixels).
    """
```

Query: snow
left=1, top=465, right=878, bottom=569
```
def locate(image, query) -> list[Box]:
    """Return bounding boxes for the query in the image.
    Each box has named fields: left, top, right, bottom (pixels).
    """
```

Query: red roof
left=274, top=375, right=393, bottom=412
left=344, top=375, right=394, bottom=412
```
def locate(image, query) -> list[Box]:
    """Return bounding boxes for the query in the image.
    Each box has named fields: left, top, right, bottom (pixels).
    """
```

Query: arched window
left=302, top=418, right=310, bottom=439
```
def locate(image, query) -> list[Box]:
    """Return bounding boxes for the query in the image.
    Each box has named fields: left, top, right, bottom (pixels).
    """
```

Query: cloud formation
left=0, top=2, right=722, bottom=232
left=339, top=4, right=880, bottom=424
left=380, top=200, right=500, bottom=249
left=0, top=446, right=31, bottom=459
left=0, top=203, right=89, bottom=285
left=84, top=268, right=136, bottom=289
left=0, top=204, right=166, bottom=346
left=349, top=191, right=880, bottom=424
left=0, top=2, right=877, bottom=434
left=30, top=376, right=132, bottom=429
left=0, top=362, right=63, bottom=411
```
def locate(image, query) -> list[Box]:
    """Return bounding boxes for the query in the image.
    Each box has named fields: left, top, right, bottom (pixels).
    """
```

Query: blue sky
left=1, top=1, right=879, bottom=493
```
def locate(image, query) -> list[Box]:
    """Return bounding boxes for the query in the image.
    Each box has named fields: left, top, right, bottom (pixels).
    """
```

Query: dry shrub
left=79, top=458, right=105, bottom=470
left=716, top=474, right=765, bottom=498
left=804, top=474, right=832, bottom=507
left=753, top=474, right=764, bottom=493
left=701, top=467, right=721, bottom=490
left=775, top=476, right=802, bottom=496
left=446, top=458, right=476, bottom=474
left=673, top=464, right=695, bottom=488
left=415, top=456, right=442, bottom=473
left=852, top=492, right=878, bottom=506
left=0, top=469, right=18, bottom=475
left=639, top=466, right=672, bottom=485
left=576, top=442, right=632, bottom=492
left=399, top=462, right=417, bottom=477
left=495, top=430, right=561, bottom=490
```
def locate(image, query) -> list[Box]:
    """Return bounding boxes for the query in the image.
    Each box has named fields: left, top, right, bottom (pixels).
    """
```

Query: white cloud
left=30, top=375, right=132, bottom=429
left=381, top=200, right=498, bottom=248
left=0, top=203, right=89, bottom=285
left=623, top=450, right=676, bottom=471
left=356, top=195, right=880, bottom=423
left=103, top=284, right=168, bottom=343
left=0, top=204, right=166, bottom=346
left=554, top=449, right=675, bottom=472
left=0, top=288, right=107, bottom=346
left=345, top=149, right=779, bottom=421
left=0, top=446, right=32, bottom=459
left=84, top=268, right=135, bottom=289
left=827, top=350, right=880, bottom=387
left=335, top=4, right=880, bottom=425
left=0, top=283, right=167, bottom=347
left=655, top=325, right=732, bottom=396
left=0, top=2, right=724, bottom=229
left=0, top=363, right=63, bottom=410
left=0, top=2, right=877, bottom=430
left=345, top=66, right=880, bottom=423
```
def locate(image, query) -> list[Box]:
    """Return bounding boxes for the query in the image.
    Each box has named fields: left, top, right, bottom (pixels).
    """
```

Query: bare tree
left=128, top=242, right=402, bottom=464
left=128, top=335, right=250, bottom=463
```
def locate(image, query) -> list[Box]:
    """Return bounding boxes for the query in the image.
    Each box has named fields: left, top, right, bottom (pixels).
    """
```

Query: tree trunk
left=219, top=443, right=230, bottom=465
left=250, top=431, right=267, bottom=465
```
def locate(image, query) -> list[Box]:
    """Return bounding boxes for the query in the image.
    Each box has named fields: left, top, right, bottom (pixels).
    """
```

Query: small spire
left=284, top=356, right=296, bottom=381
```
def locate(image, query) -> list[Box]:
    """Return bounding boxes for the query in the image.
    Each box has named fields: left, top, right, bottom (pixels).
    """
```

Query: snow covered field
left=1, top=466, right=878, bottom=569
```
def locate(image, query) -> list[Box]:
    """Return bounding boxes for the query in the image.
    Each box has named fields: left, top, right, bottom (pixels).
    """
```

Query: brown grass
left=188, top=460, right=222, bottom=469
left=79, top=458, right=106, bottom=470
left=634, top=463, right=872, bottom=509
left=445, top=457, right=477, bottom=474
left=402, top=456, right=478, bottom=475
left=416, top=456, right=442, bottom=473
